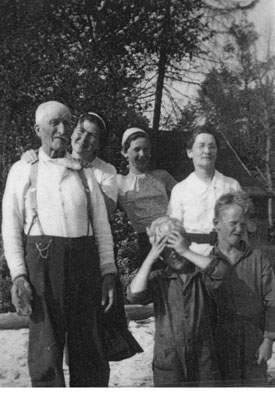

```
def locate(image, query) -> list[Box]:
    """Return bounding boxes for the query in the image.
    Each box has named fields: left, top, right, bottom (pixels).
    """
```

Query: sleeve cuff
left=263, top=331, right=275, bottom=340
left=127, top=286, right=151, bottom=305
left=10, top=267, right=28, bottom=282
left=100, top=262, right=117, bottom=277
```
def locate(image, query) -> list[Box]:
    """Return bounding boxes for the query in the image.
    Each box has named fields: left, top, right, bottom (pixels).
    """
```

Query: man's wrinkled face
left=35, top=104, right=71, bottom=158
left=71, top=120, right=101, bottom=161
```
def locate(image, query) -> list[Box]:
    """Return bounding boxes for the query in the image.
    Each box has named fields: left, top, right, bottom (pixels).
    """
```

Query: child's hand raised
left=146, top=229, right=167, bottom=261
left=166, top=230, right=190, bottom=257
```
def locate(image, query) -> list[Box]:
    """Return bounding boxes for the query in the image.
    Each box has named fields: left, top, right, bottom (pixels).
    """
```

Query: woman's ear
left=121, top=149, right=128, bottom=158
left=213, top=217, right=219, bottom=228
left=186, top=148, right=193, bottom=159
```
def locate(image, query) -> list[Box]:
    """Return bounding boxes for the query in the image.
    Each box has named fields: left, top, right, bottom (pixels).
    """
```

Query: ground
left=1, top=316, right=275, bottom=387
left=0, top=317, right=155, bottom=387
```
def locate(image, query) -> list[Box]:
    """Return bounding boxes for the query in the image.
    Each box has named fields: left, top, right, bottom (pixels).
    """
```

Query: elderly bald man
left=2, top=101, right=117, bottom=387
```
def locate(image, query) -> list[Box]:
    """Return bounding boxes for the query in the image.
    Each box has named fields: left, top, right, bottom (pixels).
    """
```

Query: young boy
left=127, top=215, right=225, bottom=387
left=210, top=191, right=275, bottom=386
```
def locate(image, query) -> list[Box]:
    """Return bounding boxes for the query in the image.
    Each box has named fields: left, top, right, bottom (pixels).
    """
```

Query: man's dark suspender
left=27, top=160, right=45, bottom=236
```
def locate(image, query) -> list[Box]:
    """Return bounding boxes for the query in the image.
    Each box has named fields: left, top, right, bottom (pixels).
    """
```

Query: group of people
left=2, top=99, right=275, bottom=387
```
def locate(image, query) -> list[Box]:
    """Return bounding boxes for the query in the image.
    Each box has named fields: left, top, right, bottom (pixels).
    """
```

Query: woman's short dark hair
left=122, top=131, right=150, bottom=153
left=78, top=112, right=107, bottom=149
left=186, top=124, right=220, bottom=150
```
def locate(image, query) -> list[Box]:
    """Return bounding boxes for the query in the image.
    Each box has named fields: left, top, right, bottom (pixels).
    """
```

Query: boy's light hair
left=147, top=216, right=186, bottom=240
left=214, top=190, right=254, bottom=219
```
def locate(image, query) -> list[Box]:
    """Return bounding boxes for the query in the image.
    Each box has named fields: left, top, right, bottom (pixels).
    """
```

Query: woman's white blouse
left=168, top=170, right=241, bottom=255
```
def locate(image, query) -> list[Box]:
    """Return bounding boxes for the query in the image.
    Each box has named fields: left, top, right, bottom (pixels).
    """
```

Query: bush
left=110, top=209, right=140, bottom=303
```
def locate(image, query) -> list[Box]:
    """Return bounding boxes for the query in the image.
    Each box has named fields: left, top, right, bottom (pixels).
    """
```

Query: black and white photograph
left=0, top=0, right=275, bottom=391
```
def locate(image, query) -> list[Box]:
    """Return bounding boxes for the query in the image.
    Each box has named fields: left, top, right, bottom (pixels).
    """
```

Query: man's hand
left=11, top=276, right=32, bottom=316
left=101, top=273, right=116, bottom=313
left=21, top=149, right=38, bottom=164
left=257, top=338, right=273, bottom=365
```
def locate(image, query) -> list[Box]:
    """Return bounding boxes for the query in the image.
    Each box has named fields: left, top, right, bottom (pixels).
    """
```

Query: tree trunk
left=265, top=126, right=273, bottom=228
left=152, top=48, right=167, bottom=133
left=152, top=1, right=171, bottom=163
left=151, top=48, right=168, bottom=164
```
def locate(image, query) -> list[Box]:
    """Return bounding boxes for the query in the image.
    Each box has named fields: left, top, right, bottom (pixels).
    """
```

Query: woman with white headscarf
left=117, top=127, right=177, bottom=267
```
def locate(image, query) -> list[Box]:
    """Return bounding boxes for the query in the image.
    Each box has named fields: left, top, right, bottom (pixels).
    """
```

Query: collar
left=211, top=240, right=252, bottom=264
left=160, top=264, right=201, bottom=280
left=128, top=170, right=147, bottom=177
left=38, top=148, right=82, bottom=170
left=188, top=170, right=218, bottom=192
left=38, top=147, right=54, bottom=161
left=38, top=147, right=70, bottom=161
left=71, top=150, right=98, bottom=166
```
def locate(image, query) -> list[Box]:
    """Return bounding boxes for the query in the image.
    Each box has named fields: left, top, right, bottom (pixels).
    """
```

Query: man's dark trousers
left=25, top=235, right=110, bottom=387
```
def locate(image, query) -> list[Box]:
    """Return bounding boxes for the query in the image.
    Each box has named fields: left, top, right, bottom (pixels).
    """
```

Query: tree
left=157, top=0, right=259, bottom=130
left=0, top=0, right=151, bottom=198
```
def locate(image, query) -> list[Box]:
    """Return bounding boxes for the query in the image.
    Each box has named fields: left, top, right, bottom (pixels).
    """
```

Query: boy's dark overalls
left=128, top=261, right=225, bottom=386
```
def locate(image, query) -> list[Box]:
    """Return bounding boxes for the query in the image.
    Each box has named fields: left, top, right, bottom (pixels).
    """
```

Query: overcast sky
left=146, top=0, right=275, bottom=125
left=249, top=0, right=275, bottom=28
left=249, top=0, right=275, bottom=52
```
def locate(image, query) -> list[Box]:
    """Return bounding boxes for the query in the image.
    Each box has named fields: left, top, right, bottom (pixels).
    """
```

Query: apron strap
left=77, top=169, right=93, bottom=236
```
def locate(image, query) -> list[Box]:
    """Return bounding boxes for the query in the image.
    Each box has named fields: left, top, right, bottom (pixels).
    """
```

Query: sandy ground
left=0, top=317, right=155, bottom=388
left=1, top=316, right=275, bottom=388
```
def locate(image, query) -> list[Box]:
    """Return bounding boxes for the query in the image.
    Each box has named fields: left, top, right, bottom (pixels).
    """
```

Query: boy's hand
left=21, top=149, right=39, bottom=164
left=147, top=230, right=167, bottom=261
left=257, top=338, right=273, bottom=365
left=166, top=230, right=190, bottom=257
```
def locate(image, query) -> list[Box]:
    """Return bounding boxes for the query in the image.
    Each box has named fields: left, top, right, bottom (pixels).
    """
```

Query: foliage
left=0, top=0, right=267, bottom=309
left=0, top=0, right=151, bottom=200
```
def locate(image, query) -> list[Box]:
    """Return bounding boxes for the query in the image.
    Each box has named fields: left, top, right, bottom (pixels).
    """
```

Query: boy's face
left=214, top=204, right=246, bottom=248
left=161, top=247, right=191, bottom=273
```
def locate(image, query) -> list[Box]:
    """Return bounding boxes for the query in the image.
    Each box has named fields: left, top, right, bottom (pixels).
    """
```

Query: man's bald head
left=35, top=101, right=71, bottom=125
